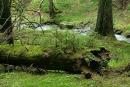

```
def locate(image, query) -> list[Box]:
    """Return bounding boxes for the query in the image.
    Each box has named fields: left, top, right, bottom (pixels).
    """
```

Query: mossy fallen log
left=0, top=45, right=111, bottom=74
left=0, top=45, right=87, bottom=73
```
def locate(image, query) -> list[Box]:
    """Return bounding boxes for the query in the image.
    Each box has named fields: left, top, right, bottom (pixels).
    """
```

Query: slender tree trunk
left=48, top=0, right=55, bottom=19
left=96, top=0, right=114, bottom=37
left=0, top=0, right=13, bottom=44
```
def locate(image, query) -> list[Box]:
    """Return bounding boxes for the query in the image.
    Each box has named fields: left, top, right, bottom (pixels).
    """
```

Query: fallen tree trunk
left=0, top=57, right=90, bottom=74
left=0, top=51, right=88, bottom=74
left=0, top=45, right=111, bottom=75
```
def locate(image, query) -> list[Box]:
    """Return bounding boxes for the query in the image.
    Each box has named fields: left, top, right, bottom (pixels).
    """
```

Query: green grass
left=12, top=0, right=130, bottom=33
left=3, top=1, right=130, bottom=87
left=2, top=1, right=130, bottom=86
left=0, top=72, right=130, bottom=87
left=1, top=29, right=130, bottom=68
left=16, top=0, right=98, bottom=25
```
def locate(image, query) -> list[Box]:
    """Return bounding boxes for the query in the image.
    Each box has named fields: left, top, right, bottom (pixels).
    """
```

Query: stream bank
left=15, top=22, right=130, bottom=43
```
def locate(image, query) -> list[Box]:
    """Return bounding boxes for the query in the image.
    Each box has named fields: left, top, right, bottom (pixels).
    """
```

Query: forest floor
left=0, top=71, right=130, bottom=87
left=0, top=0, right=130, bottom=87
left=22, top=0, right=130, bottom=35
left=0, top=29, right=130, bottom=87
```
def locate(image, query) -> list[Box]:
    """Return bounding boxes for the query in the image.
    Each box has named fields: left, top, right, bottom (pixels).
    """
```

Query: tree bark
left=0, top=54, right=88, bottom=74
left=48, top=0, right=56, bottom=19
left=0, top=0, right=13, bottom=44
left=96, top=0, right=114, bottom=37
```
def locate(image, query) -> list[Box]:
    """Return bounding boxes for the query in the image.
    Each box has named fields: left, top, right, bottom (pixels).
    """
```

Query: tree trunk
left=0, top=53, right=88, bottom=74
left=0, top=0, right=13, bottom=44
left=96, top=0, right=114, bottom=37
left=48, top=0, right=56, bottom=19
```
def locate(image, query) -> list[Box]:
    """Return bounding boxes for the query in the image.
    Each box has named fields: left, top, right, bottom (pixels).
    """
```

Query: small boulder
left=59, top=23, right=75, bottom=29
left=126, top=33, right=130, bottom=38
left=114, top=29, right=123, bottom=35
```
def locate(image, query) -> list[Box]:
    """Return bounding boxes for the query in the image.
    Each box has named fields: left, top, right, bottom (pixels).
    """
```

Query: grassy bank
left=1, top=29, right=130, bottom=68
left=0, top=72, right=130, bottom=87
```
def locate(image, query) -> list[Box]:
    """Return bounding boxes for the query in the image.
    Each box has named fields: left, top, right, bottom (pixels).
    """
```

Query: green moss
left=0, top=45, right=43, bottom=58
left=2, top=28, right=130, bottom=68
left=122, top=24, right=130, bottom=35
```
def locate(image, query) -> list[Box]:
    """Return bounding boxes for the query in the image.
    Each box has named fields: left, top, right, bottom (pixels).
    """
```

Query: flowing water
left=17, top=23, right=130, bottom=43
left=115, top=34, right=130, bottom=43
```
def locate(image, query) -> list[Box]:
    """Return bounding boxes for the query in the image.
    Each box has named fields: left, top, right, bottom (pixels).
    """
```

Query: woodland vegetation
left=0, top=0, right=130, bottom=87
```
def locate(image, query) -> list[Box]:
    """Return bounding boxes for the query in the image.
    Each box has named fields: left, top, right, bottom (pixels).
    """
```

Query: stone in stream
left=114, top=29, right=123, bottom=35
left=126, top=33, right=130, bottom=38
left=59, top=23, right=75, bottom=29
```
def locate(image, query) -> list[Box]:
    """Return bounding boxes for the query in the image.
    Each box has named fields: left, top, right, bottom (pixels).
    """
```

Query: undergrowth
left=0, top=29, right=130, bottom=68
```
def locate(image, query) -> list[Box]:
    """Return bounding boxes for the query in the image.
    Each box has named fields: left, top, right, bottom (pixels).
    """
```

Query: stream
left=17, top=23, right=130, bottom=43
